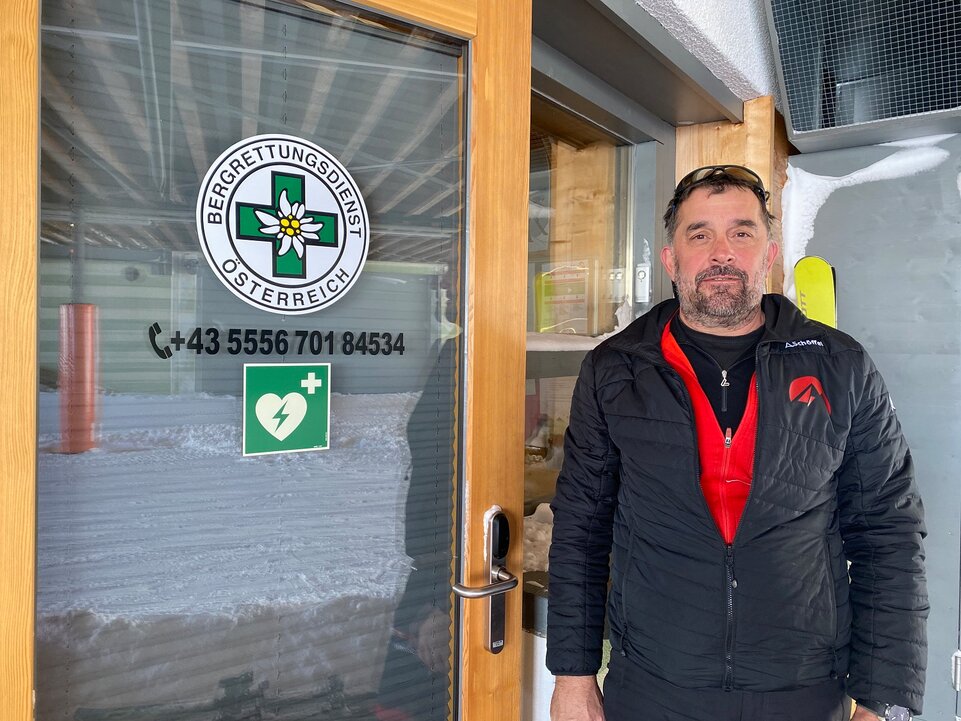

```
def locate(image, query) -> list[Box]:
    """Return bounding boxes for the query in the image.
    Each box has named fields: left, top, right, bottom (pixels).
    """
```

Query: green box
left=243, top=363, right=330, bottom=456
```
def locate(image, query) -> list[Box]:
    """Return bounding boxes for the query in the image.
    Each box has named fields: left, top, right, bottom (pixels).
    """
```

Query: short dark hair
left=663, top=169, right=775, bottom=242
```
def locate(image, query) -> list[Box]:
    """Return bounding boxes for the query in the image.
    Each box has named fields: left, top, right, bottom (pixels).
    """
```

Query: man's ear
left=765, top=240, right=780, bottom=273
left=660, top=244, right=676, bottom=280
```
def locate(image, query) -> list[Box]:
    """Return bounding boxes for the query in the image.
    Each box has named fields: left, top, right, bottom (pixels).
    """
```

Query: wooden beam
left=675, top=96, right=791, bottom=291
left=0, top=2, right=38, bottom=720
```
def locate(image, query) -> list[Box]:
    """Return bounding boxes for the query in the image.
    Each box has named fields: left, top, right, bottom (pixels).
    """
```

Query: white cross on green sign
left=243, top=363, right=330, bottom=456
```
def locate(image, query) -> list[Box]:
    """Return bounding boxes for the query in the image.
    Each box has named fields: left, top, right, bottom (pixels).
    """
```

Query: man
left=546, top=165, right=928, bottom=721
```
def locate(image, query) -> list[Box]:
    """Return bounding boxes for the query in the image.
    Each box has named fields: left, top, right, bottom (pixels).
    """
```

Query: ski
left=794, top=256, right=837, bottom=329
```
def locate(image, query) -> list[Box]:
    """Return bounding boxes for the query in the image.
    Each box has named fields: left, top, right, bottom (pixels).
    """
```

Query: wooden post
left=675, top=96, right=791, bottom=292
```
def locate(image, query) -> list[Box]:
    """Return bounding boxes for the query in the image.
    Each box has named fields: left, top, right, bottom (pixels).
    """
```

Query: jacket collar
left=604, top=294, right=826, bottom=361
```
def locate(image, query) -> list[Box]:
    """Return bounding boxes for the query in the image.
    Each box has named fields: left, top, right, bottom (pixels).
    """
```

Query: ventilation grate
left=768, top=0, right=961, bottom=136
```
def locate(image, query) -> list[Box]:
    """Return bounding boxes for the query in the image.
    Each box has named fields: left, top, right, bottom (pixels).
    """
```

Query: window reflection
left=37, top=1, right=465, bottom=719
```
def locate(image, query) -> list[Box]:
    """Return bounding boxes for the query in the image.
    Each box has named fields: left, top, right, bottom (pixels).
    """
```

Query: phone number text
left=150, top=325, right=406, bottom=358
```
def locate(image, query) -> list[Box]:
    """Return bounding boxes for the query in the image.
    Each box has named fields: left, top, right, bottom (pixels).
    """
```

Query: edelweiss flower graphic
left=254, top=189, right=324, bottom=259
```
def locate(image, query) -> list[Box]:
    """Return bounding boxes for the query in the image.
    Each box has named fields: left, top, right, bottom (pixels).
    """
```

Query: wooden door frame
left=1, top=1, right=39, bottom=718
left=0, top=1, right=530, bottom=719
left=373, top=3, right=530, bottom=719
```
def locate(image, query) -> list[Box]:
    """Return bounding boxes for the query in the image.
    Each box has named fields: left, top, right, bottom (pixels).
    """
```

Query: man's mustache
left=695, top=265, right=748, bottom=285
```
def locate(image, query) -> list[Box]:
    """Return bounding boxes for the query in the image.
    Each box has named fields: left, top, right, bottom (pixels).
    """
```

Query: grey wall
left=787, top=136, right=961, bottom=720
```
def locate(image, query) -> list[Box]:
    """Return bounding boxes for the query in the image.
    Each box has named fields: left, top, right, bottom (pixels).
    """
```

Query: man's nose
left=710, top=237, right=736, bottom=263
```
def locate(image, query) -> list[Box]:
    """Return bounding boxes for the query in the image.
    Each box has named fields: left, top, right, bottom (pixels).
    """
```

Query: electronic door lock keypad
left=451, top=506, right=518, bottom=654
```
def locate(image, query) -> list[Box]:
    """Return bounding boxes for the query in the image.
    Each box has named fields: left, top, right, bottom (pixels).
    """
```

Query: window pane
left=37, top=2, right=465, bottom=719
left=524, top=100, right=632, bottom=521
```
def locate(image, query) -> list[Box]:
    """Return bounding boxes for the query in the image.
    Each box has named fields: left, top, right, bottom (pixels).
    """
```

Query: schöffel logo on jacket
left=784, top=339, right=824, bottom=349
left=789, top=376, right=832, bottom=415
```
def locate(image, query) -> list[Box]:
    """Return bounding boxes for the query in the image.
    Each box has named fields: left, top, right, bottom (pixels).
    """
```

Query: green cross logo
left=236, top=172, right=338, bottom=279
left=197, top=134, right=370, bottom=315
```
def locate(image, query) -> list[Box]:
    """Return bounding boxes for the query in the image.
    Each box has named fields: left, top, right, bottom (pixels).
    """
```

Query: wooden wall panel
left=0, top=2, right=38, bottom=720
left=675, top=96, right=791, bottom=291
left=460, top=0, right=530, bottom=719
left=550, top=141, right=617, bottom=335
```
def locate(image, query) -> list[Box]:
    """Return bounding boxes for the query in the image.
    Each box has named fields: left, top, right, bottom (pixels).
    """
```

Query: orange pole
left=59, top=304, right=99, bottom=453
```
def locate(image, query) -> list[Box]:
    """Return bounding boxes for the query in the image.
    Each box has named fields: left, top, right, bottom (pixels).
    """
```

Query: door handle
left=453, top=507, right=515, bottom=653
left=452, top=566, right=517, bottom=599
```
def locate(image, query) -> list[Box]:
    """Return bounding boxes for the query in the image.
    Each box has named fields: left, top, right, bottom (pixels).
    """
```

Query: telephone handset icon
left=149, top=322, right=172, bottom=359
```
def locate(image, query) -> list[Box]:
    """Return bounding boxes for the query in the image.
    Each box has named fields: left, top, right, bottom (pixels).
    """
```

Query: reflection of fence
left=74, top=672, right=375, bottom=721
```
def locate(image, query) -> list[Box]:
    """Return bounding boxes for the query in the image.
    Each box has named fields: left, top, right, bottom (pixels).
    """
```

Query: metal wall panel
left=786, top=135, right=961, bottom=719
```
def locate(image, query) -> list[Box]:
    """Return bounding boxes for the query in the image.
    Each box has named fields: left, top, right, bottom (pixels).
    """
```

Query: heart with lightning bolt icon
left=255, top=392, right=308, bottom=440
left=243, top=363, right=330, bottom=456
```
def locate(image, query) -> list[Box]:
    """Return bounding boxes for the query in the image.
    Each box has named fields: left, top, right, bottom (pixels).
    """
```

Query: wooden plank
left=550, top=140, right=618, bottom=335
left=0, top=2, right=38, bottom=720
left=356, top=0, right=477, bottom=37
left=460, top=0, right=530, bottom=719
left=674, top=96, right=791, bottom=290
left=769, top=109, right=791, bottom=293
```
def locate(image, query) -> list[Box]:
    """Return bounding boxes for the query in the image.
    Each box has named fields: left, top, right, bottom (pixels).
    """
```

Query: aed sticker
left=196, top=134, right=370, bottom=315
left=243, top=363, right=330, bottom=456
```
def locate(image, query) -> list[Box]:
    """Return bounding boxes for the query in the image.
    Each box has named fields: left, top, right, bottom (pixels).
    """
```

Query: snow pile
left=37, top=391, right=421, bottom=718
left=37, top=597, right=393, bottom=717
left=524, top=503, right=554, bottom=572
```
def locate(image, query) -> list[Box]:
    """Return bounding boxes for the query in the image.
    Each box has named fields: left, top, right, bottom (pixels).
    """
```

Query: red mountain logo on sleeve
left=789, top=376, right=832, bottom=415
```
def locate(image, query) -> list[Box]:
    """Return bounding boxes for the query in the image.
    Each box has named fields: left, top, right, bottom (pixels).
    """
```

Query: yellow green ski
left=794, top=256, right=837, bottom=328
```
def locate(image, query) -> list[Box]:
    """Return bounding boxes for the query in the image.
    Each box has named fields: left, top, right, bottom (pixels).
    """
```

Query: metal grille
left=769, top=0, right=961, bottom=133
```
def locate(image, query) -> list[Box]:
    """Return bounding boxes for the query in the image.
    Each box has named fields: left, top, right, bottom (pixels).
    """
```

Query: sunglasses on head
left=672, top=165, right=770, bottom=204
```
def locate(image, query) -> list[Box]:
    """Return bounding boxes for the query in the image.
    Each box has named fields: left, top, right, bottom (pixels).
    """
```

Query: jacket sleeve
left=837, top=350, right=928, bottom=713
left=546, top=349, right=620, bottom=676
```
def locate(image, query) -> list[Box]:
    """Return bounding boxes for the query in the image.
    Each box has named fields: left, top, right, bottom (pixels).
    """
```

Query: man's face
left=661, top=185, right=778, bottom=333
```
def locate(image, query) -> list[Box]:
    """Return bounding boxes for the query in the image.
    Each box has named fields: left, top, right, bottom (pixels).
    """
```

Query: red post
left=59, top=303, right=99, bottom=453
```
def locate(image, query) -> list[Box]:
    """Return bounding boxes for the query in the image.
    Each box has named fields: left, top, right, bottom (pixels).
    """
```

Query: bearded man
left=546, top=166, right=928, bottom=721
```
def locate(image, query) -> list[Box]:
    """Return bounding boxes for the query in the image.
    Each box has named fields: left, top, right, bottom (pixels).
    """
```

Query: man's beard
left=673, top=261, right=766, bottom=330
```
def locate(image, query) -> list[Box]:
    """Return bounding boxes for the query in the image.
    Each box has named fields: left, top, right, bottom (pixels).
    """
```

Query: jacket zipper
left=719, top=345, right=765, bottom=689
left=720, top=427, right=733, bottom=536
left=720, top=350, right=764, bottom=689
left=724, top=544, right=736, bottom=690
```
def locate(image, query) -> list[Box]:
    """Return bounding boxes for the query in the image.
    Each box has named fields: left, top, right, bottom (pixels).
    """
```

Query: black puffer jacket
left=546, top=295, right=928, bottom=712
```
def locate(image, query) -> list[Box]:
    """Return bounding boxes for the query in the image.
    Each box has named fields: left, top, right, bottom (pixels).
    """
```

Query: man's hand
left=851, top=706, right=882, bottom=721
left=550, top=675, right=605, bottom=721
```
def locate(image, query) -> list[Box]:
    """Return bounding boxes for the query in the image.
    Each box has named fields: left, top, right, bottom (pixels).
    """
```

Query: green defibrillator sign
left=243, top=363, right=330, bottom=456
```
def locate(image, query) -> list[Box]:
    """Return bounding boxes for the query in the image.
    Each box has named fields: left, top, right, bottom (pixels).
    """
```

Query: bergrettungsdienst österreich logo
left=196, top=134, right=370, bottom=314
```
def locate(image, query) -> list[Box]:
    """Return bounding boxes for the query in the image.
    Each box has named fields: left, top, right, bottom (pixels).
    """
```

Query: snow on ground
left=37, top=391, right=420, bottom=718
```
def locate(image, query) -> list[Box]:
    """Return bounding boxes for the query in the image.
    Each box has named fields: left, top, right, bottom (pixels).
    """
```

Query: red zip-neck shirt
left=661, top=322, right=759, bottom=544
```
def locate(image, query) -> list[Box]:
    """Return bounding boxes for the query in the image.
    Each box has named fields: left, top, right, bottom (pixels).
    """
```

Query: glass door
left=26, top=1, right=530, bottom=720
